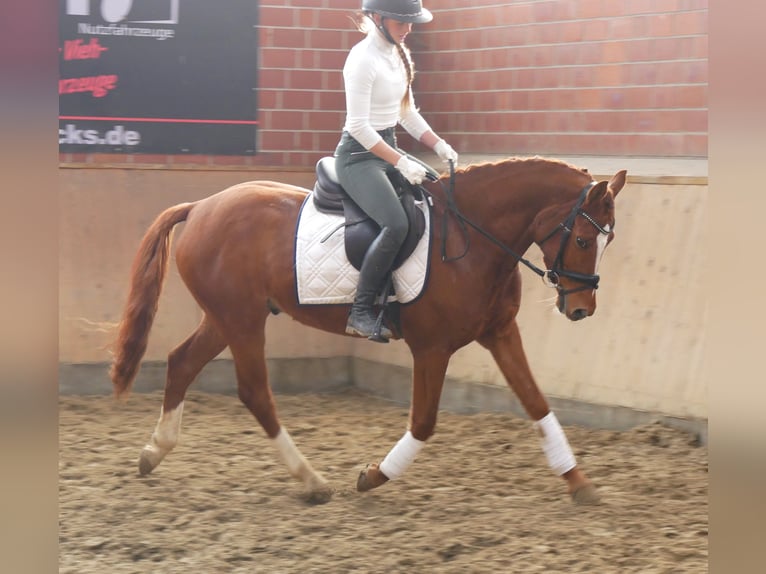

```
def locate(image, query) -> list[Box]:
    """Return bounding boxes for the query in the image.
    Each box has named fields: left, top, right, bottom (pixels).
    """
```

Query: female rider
left=335, top=0, right=458, bottom=342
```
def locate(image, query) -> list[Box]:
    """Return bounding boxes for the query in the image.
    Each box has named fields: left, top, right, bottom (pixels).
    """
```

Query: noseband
left=432, top=162, right=611, bottom=297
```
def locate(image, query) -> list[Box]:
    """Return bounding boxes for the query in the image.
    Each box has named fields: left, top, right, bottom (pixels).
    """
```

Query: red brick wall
left=256, top=0, right=357, bottom=167
left=61, top=0, right=707, bottom=168
left=407, top=0, right=708, bottom=157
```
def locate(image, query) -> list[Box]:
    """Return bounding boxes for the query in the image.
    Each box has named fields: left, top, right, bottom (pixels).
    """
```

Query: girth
left=312, top=156, right=426, bottom=271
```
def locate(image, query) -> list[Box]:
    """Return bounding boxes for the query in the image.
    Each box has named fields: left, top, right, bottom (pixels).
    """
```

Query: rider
left=335, top=0, right=458, bottom=342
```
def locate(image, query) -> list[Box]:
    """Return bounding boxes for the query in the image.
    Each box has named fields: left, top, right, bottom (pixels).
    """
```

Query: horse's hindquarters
left=175, top=182, right=355, bottom=338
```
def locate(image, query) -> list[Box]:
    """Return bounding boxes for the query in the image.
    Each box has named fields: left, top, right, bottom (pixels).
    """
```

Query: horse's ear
left=608, top=170, right=627, bottom=197
left=585, top=180, right=609, bottom=204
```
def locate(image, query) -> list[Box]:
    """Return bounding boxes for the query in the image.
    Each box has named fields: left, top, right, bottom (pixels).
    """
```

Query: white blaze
left=594, top=224, right=611, bottom=273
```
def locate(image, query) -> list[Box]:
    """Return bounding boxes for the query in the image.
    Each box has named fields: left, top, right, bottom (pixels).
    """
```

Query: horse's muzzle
left=569, top=308, right=589, bottom=321
left=557, top=291, right=596, bottom=321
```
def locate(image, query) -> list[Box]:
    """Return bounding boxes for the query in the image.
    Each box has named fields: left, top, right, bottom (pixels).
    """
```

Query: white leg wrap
left=379, top=430, right=425, bottom=480
left=534, top=411, right=577, bottom=476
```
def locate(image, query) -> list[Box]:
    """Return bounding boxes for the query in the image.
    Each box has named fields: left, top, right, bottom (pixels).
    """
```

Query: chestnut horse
left=110, top=156, right=626, bottom=505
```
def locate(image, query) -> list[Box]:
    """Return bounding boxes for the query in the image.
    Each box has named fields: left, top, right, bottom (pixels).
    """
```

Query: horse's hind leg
left=139, top=316, right=226, bottom=475
left=478, top=321, right=601, bottom=505
left=227, top=322, right=334, bottom=504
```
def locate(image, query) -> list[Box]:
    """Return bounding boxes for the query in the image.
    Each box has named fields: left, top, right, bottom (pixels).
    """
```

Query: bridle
left=429, top=161, right=612, bottom=297
left=537, top=180, right=612, bottom=295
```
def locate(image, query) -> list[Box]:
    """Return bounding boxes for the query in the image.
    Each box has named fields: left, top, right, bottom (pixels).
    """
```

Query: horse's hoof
left=304, top=485, right=335, bottom=505
left=356, top=463, right=389, bottom=492
left=138, top=446, right=162, bottom=476
left=570, top=483, right=601, bottom=505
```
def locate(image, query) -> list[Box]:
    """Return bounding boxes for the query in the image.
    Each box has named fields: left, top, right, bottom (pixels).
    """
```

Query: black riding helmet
left=361, top=0, right=433, bottom=23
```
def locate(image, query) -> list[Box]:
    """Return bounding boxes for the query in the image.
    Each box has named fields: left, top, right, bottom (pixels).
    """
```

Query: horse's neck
left=436, top=161, right=587, bottom=270
left=452, top=164, right=566, bottom=237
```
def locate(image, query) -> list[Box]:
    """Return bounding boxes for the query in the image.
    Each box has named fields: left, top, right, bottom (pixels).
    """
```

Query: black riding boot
left=346, top=228, right=401, bottom=341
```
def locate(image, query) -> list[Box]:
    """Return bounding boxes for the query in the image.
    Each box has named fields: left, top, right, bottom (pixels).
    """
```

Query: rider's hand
left=434, top=139, right=458, bottom=165
left=395, top=155, right=427, bottom=185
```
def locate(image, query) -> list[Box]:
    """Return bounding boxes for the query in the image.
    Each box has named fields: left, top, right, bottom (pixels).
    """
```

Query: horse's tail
left=109, top=202, right=196, bottom=399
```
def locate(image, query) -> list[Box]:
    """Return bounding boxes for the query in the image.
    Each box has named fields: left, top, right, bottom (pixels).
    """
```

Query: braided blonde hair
left=394, top=41, right=415, bottom=113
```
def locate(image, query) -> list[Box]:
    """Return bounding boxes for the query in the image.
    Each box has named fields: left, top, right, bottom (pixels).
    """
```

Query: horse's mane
left=433, top=156, right=591, bottom=207
left=455, top=155, right=588, bottom=176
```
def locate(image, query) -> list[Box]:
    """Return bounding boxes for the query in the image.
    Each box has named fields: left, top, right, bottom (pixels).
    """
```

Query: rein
left=425, top=161, right=604, bottom=295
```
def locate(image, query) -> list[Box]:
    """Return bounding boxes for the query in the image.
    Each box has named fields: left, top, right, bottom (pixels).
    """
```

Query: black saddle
left=312, top=156, right=428, bottom=271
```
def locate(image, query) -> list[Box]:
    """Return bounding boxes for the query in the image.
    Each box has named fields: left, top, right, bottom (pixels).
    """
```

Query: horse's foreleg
left=228, top=326, right=333, bottom=504
left=357, top=349, right=449, bottom=492
left=139, top=316, right=226, bottom=475
left=478, top=323, right=601, bottom=505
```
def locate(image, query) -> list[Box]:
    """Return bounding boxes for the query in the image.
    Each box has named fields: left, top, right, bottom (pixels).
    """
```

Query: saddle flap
left=343, top=192, right=426, bottom=272
left=295, top=194, right=431, bottom=306
left=310, top=155, right=429, bottom=272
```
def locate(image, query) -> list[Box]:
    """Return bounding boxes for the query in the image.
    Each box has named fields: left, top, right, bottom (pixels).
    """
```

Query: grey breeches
left=334, top=129, right=409, bottom=245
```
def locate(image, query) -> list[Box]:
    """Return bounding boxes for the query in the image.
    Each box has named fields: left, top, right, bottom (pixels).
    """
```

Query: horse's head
left=533, top=170, right=627, bottom=321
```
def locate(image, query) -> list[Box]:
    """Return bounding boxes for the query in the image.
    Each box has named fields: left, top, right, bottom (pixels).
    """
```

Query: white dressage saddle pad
left=295, top=194, right=431, bottom=305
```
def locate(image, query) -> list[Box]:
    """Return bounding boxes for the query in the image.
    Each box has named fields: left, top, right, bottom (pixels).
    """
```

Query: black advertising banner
left=59, top=1, right=259, bottom=155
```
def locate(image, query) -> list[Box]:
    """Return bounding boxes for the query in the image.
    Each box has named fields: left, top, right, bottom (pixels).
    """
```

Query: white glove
left=434, top=139, right=458, bottom=164
left=395, top=155, right=427, bottom=185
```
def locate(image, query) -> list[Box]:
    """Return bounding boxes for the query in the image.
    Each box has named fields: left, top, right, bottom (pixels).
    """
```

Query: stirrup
left=367, top=309, right=390, bottom=343
left=345, top=308, right=391, bottom=342
left=369, top=273, right=395, bottom=342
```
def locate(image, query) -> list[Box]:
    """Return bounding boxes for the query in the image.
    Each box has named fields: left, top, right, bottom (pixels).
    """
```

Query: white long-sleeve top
left=342, top=28, right=432, bottom=150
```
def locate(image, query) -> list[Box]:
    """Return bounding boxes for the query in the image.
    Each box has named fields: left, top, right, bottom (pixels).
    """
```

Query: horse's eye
left=576, top=237, right=588, bottom=249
